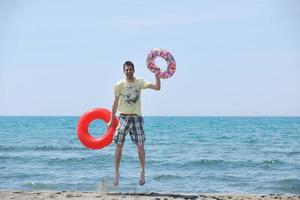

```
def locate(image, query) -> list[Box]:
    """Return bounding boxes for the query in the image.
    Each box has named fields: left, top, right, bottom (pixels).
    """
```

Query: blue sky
left=0, top=0, right=299, bottom=116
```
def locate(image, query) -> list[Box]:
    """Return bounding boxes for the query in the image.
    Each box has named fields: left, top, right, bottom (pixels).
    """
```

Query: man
left=107, top=61, right=160, bottom=186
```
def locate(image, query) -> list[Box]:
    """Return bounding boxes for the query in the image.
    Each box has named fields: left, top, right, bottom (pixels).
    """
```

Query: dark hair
left=123, top=61, right=135, bottom=71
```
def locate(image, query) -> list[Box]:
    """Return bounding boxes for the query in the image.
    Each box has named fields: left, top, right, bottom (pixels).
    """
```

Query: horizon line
left=0, top=115, right=299, bottom=117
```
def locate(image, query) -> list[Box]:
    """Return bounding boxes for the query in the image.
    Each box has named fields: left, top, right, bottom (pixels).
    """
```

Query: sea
left=0, top=116, right=299, bottom=194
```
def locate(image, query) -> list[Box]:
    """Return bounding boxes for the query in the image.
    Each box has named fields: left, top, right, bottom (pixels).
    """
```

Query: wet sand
left=0, top=191, right=299, bottom=200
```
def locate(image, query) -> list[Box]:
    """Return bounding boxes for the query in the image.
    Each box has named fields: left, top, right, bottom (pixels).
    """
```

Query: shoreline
left=0, top=191, right=299, bottom=200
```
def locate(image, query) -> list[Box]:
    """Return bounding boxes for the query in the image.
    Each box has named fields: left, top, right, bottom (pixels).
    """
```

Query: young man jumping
left=107, top=61, right=160, bottom=186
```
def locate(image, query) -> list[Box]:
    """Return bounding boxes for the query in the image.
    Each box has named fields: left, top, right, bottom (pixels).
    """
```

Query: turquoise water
left=0, top=116, right=299, bottom=194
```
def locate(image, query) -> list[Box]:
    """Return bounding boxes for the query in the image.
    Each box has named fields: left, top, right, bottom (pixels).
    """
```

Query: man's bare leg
left=114, top=144, right=123, bottom=186
left=137, top=144, right=145, bottom=185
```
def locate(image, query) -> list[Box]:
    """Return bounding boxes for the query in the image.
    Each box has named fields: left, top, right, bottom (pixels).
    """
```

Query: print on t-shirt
left=122, top=85, right=140, bottom=106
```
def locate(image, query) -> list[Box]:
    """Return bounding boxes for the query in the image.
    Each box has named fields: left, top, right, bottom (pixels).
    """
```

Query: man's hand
left=108, top=96, right=119, bottom=129
left=107, top=120, right=113, bottom=129
left=155, top=72, right=160, bottom=79
left=153, top=72, right=161, bottom=90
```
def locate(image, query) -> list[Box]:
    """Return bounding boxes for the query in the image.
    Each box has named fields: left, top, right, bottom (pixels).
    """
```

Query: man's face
left=124, top=65, right=134, bottom=79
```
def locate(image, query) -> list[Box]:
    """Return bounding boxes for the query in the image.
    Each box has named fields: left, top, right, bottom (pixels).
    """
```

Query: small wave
left=23, top=182, right=55, bottom=190
left=178, top=159, right=287, bottom=171
left=278, top=178, right=300, bottom=194
left=46, top=154, right=113, bottom=165
left=183, top=159, right=226, bottom=167
left=49, top=157, right=85, bottom=162
left=23, top=181, right=97, bottom=191
left=264, top=178, right=300, bottom=194
left=217, top=136, right=233, bottom=140
left=0, top=145, right=17, bottom=151
left=154, top=174, right=184, bottom=181
left=0, top=145, right=81, bottom=152
left=262, top=160, right=285, bottom=168
left=1, top=172, right=48, bottom=179
left=33, top=145, right=81, bottom=151
left=243, top=138, right=258, bottom=144
left=288, top=151, right=300, bottom=156
left=0, top=156, right=11, bottom=160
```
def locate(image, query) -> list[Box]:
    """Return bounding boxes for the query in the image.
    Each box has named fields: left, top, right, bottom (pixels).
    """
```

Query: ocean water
left=0, top=116, right=299, bottom=194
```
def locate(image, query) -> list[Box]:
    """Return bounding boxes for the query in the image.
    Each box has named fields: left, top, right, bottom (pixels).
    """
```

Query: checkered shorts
left=113, top=115, right=145, bottom=146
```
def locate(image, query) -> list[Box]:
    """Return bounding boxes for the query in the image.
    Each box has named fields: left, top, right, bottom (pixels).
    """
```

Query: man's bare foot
left=139, top=171, right=145, bottom=185
left=113, top=173, right=119, bottom=186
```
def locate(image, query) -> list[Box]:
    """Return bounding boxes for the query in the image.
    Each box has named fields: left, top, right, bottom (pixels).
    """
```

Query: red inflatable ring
left=77, top=108, right=118, bottom=150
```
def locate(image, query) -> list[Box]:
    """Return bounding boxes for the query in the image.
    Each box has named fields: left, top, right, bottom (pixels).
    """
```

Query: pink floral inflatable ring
left=146, top=48, right=176, bottom=79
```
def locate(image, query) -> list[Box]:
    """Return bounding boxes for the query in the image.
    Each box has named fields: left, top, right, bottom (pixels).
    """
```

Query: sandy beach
left=0, top=191, right=299, bottom=200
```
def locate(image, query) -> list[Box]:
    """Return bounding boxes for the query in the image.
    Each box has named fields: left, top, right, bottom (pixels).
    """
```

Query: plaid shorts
left=113, top=115, right=145, bottom=146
